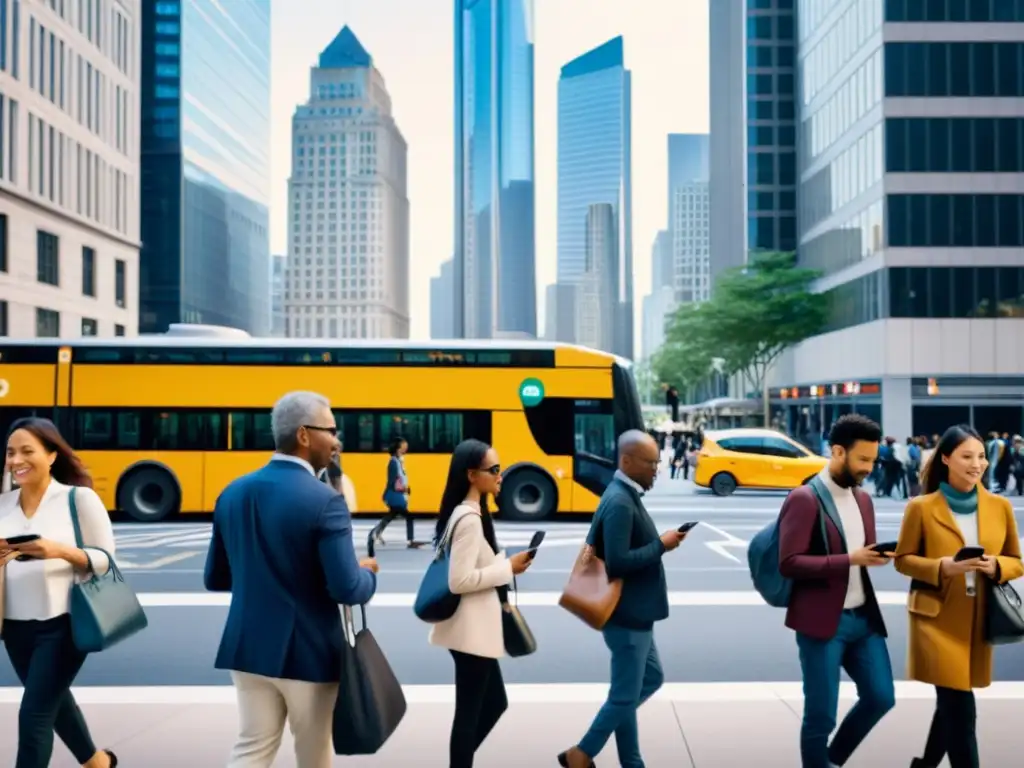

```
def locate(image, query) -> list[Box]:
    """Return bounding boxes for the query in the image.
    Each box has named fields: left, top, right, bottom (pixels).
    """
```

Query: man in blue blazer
left=204, top=391, right=378, bottom=768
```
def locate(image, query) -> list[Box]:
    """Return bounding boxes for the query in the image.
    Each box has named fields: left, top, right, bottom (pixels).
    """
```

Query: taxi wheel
left=710, top=472, right=738, bottom=497
left=118, top=466, right=181, bottom=522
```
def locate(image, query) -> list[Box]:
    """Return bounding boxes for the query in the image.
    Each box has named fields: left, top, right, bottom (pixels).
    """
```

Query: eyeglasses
left=304, top=425, right=339, bottom=437
left=478, top=464, right=502, bottom=476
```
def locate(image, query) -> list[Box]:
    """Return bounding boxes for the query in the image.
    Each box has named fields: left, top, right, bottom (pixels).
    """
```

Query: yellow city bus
left=0, top=333, right=643, bottom=522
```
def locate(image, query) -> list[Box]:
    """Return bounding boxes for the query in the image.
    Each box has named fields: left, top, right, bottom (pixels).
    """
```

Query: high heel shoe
left=105, top=749, right=118, bottom=767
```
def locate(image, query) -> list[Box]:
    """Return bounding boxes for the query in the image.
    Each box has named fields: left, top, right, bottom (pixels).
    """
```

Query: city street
left=2, top=475, right=1023, bottom=763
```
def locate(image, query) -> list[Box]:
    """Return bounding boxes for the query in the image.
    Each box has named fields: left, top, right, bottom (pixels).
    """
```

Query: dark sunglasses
left=304, top=425, right=339, bottom=437
left=477, top=464, right=501, bottom=476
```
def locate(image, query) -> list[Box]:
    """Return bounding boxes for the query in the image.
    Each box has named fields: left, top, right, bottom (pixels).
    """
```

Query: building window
left=886, top=118, right=1024, bottom=173
left=82, top=246, right=96, bottom=296
left=114, top=324, right=125, bottom=336
left=889, top=267, right=1024, bottom=319
left=885, top=0, right=1024, bottom=22
left=0, top=301, right=7, bottom=336
left=888, top=194, right=1024, bottom=248
left=35, top=307, right=59, bottom=337
left=81, top=318, right=98, bottom=336
left=0, top=214, right=6, bottom=271
left=885, top=42, right=1024, bottom=98
left=114, top=259, right=126, bottom=307
left=36, top=230, right=59, bottom=285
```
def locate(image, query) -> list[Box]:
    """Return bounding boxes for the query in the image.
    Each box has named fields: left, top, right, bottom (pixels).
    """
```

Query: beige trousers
left=228, top=670, right=338, bottom=768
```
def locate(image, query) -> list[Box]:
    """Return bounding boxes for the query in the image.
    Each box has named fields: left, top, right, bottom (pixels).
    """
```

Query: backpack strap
left=808, top=475, right=845, bottom=554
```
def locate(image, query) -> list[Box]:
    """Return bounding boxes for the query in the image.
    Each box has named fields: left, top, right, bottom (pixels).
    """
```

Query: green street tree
left=652, top=303, right=716, bottom=405
left=698, top=251, right=827, bottom=425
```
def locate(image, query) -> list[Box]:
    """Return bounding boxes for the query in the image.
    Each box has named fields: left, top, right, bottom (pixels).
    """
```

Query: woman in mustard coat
left=895, top=424, right=1023, bottom=768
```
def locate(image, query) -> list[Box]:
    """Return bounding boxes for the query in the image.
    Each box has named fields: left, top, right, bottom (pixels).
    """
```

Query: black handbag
left=501, top=576, right=537, bottom=657
left=985, top=579, right=1024, bottom=646
left=413, top=514, right=473, bottom=623
left=332, top=604, right=407, bottom=755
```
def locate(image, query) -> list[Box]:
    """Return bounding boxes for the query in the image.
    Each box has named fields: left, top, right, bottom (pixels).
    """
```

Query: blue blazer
left=382, top=455, right=408, bottom=509
left=204, top=459, right=377, bottom=683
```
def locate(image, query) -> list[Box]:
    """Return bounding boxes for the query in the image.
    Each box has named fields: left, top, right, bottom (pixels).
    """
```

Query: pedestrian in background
left=778, top=414, right=895, bottom=768
left=559, top=430, right=686, bottom=768
left=0, top=417, right=119, bottom=768
left=895, top=424, right=1023, bottom=768
left=427, top=439, right=533, bottom=768
left=205, top=391, right=379, bottom=768
left=374, top=436, right=422, bottom=549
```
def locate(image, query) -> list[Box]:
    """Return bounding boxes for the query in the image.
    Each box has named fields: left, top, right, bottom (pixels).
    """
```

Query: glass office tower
left=140, top=0, right=271, bottom=334
left=453, top=0, right=537, bottom=338
left=556, top=36, right=632, bottom=358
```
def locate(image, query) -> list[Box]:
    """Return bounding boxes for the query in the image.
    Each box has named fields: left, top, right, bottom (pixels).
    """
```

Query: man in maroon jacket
left=779, top=414, right=895, bottom=767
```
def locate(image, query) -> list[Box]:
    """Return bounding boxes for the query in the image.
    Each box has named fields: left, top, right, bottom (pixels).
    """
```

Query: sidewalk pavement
left=1, top=684, right=1021, bottom=766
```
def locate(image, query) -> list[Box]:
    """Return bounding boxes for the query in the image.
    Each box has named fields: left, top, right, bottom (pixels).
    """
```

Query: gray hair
left=271, top=391, right=331, bottom=453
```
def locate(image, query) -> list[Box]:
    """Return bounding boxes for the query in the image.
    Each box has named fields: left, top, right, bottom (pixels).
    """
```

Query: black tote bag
left=985, top=580, right=1024, bottom=646
left=501, top=575, right=537, bottom=658
left=332, top=604, right=407, bottom=755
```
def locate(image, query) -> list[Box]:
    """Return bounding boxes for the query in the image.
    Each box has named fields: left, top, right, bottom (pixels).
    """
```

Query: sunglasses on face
left=477, top=464, right=501, bottom=476
left=304, top=425, right=339, bottom=437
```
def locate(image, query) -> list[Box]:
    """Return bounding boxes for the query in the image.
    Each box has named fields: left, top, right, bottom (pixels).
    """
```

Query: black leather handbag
left=501, top=576, right=537, bottom=657
left=332, top=605, right=407, bottom=755
left=984, top=580, right=1024, bottom=646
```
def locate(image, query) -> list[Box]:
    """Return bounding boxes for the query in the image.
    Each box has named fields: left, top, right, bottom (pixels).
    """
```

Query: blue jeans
left=579, top=625, right=664, bottom=768
left=796, top=609, right=896, bottom=767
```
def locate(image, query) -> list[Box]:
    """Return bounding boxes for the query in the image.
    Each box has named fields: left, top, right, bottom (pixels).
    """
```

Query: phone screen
left=5, top=534, right=40, bottom=545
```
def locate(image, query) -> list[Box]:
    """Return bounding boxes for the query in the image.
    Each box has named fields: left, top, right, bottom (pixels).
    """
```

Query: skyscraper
left=283, top=26, right=409, bottom=340
left=708, top=1, right=746, bottom=283
left=556, top=36, right=633, bottom=358
left=430, top=258, right=454, bottom=339
left=575, top=203, right=616, bottom=351
left=453, top=0, right=536, bottom=339
left=139, top=0, right=271, bottom=334
left=270, top=254, right=286, bottom=336
left=667, top=134, right=711, bottom=304
left=0, top=0, right=140, bottom=339
left=715, top=0, right=1024, bottom=440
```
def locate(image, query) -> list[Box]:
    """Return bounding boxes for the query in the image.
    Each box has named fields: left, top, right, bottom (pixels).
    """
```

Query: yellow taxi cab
left=694, top=427, right=828, bottom=496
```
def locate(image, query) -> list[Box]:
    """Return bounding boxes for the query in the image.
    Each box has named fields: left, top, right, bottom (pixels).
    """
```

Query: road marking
left=0, top=681, right=1021, bottom=705
left=119, top=552, right=200, bottom=570
left=131, top=590, right=916, bottom=608
left=696, top=522, right=749, bottom=563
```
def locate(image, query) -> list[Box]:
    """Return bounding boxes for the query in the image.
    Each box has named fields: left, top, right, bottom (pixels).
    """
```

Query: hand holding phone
left=872, top=540, right=898, bottom=555
left=677, top=521, right=699, bottom=534
left=954, top=546, right=985, bottom=562
left=4, top=534, right=41, bottom=561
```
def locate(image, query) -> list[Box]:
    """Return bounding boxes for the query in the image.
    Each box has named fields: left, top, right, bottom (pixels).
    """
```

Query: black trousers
left=918, top=686, right=979, bottom=768
left=376, top=505, right=415, bottom=542
left=449, top=650, right=508, bottom=768
left=3, top=614, right=97, bottom=768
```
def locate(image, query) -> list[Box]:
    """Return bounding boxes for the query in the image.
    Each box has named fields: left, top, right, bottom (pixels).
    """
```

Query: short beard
left=831, top=464, right=861, bottom=489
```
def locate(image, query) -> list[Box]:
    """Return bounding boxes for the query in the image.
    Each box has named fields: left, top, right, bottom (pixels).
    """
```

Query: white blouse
left=0, top=480, right=116, bottom=621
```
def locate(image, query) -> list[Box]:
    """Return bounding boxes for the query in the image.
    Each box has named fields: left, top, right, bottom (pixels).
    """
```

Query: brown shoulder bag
left=558, top=515, right=622, bottom=630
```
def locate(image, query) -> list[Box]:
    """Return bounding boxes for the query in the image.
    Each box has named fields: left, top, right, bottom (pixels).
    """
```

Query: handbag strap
left=67, top=487, right=120, bottom=579
left=434, top=508, right=478, bottom=561
left=341, top=603, right=368, bottom=646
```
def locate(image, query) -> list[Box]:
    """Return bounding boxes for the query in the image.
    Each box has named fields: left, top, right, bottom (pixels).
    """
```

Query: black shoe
left=105, top=750, right=118, bottom=767
left=910, top=759, right=932, bottom=768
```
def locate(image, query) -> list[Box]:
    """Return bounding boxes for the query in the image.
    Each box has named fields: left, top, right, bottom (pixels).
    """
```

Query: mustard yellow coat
left=894, top=488, right=1023, bottom=691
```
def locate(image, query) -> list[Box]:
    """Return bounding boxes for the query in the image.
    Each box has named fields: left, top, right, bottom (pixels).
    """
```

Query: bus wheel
left=118, top=467, right=180, bottom=522
left=500, top=468, right=557, bottom=521
left=710, top=472, right=738, bottom=497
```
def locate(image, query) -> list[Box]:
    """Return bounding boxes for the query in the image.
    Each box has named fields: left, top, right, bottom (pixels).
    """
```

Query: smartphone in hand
left=677, top=521, right=699, bottom=534
left=954, top=545, right=985, bottom=562
left=526, top=530, right=546, bottom=559
left=871, top=540, right=897, bottom=554
left=5, top=533, right=41, bottom=561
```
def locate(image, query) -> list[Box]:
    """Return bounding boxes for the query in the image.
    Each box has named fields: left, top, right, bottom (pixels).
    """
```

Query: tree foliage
left=655, top=252, right=827, bottom=410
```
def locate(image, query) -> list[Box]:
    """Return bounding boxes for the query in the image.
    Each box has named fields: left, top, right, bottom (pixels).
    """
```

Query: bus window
left=337, top=412, right=375, bottom=452
left=230, top=411, right=275, bottom=452
left=523, top=398, right=574, bottom=456
left=575, top=400, right=615, bottom=462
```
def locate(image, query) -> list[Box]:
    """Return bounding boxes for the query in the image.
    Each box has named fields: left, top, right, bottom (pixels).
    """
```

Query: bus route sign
left=518, top=378, right=545, bottom=407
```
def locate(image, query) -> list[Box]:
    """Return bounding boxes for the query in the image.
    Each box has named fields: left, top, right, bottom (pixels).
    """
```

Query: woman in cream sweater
left=428, top=439, right=533, bottom=768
